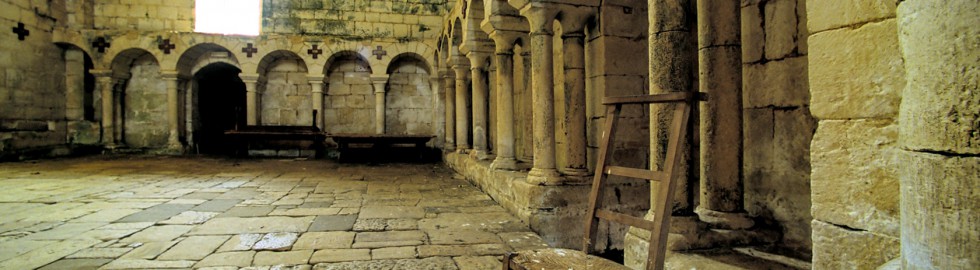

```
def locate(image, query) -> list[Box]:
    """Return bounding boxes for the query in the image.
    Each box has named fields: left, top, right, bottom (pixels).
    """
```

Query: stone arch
left=384, top=53, right=435, bottom=135
left=56, top=42, right=98, bottom=122
left=256, top=50, right=311, bottom=126
left=177, top=43, right=240, bottom=78
left=322, top=50, right=375, bottom=135
left=110, top=48, right=158, bottom=79
left=191, top=62, right=246, bottom=154
left=109, top=48, right=167, bottom=148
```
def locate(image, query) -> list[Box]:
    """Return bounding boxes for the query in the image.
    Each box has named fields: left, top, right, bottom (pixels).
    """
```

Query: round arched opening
left=193, top=62, right=246, bottom=155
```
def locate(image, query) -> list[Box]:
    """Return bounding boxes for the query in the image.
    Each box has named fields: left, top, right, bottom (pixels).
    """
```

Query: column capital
left=90, top=69, right=112, bottom=77
left=466, top=51, right=491, bottom=70
left=519, top=2, right=559, bottom=35
left=306, top=75, right=325, bottom=84
left=488, top=30, right=524, bottom=54
left=160, top=70, right=180, bottom=80
left=370, top=75, right=388, bottom=93
left=240, top=73, right=260, bottom=82
left=556, top=5, right=596, bottom=33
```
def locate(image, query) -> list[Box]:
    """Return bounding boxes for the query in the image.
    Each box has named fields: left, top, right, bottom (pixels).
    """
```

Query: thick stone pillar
left=560, top=31, right=588, bottom=176
left=309, top=76, right=325, bottom=129
left=897, top=1, right=980, bottom=269
left=371, top=75, right=388, bottom=134
left=64, top=49, right=86, bottom=121
left=430, top=76, right=444, bottom=148
left=242, top=74, right=259, bottom=126
left=94, top=70, right=115, bottom=147
left=489, top=32, right=519, bottom=170
left=112, top=78, right=126, bottom=146
left=521, top=3, right=561, bottom=185
left=162, top=71, right=182, bottom=150
left=468, top=51, right=491, bottom=159
left=694, top=0, right=752, bottom=228
left=443, top=70, right=456, bottom=151
left=452, top=60, right=471, bottom=150
left=626, top=0, right=697, bottom=268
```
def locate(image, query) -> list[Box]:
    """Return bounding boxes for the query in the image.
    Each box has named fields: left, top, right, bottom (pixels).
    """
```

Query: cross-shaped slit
left=372, top=46, right=387, bottom=60
left=158, top=39, right=176, bottom=54
left=243, top=43, right=258, bottom=58
left=12, top=22, right=29, bottom=41
left=92, top=37, right=111, bottom=53
left=307, top=45, right=323, bottom=59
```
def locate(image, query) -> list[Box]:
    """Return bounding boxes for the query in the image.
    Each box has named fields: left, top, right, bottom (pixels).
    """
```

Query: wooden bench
left=330, top=134, right=434, bottom=162
left=224, top=125, right=327, bottom=157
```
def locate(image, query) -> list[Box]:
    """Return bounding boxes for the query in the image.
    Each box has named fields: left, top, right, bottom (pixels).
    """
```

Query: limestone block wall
left=386, top=60, right=434, bottom=135
left=262, top=0, right=446, bottom=41
left=740, top=0, right=815, bottom=256
left=93, top=0, right=194, bottom=31
left=807, top=0, right=905, bottom=268
left=324, top=60, right=375, bottom=135
left=261, top=60, right=313, bottom=126
left=0, top=0, right=73, bottom=159
left=122, top=56, right=168, bottom=148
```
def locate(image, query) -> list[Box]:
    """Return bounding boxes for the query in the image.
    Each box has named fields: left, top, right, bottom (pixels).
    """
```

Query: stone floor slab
left=253, top=250, right=313, bottom=265
left=310, top=249, right=371, bottom=263
left=294, top=231, right=356, bottom=250
left=309, top=215, right=357, bottom=231
left=253, top=232, right=299, bottom=251
left=157, top=235, right=230, bottom=260
left=189, top=216, right=314, bottom=235
left=195, top=251, right=256, bottom=268
left=36, top=258, right=112, bottom=270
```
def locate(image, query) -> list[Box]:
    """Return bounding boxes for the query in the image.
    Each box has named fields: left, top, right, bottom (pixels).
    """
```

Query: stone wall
left=741, top=0, right=814, bottom=256
left=262, top=0, right=445, bottom=41
left=386, top=59, right=434, bottom=135
left=93, top=0, right=194, bottom=31
left=324, top=59, right=375, bottom=135
left=261, top=60, right=313, bottom=126
left=122, top=55, right=168, bottom=148
left=807, top=0, right=904, bottom=268
left=0, top=0, right=74, bottom=160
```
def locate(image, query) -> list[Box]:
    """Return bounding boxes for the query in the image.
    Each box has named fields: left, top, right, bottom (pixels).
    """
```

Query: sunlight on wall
left=195, top=0, right=261, bottom=36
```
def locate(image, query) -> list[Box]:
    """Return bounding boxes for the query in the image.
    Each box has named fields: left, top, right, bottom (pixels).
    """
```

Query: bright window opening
left=195, top=0, right=261, bottom=36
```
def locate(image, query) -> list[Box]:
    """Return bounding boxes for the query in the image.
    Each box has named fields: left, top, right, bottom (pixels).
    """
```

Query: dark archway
left=194, top=62, right=245, bottom=155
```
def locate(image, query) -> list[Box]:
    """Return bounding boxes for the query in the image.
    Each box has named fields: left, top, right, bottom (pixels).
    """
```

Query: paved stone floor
left=0, top=156, right=550, bottom=270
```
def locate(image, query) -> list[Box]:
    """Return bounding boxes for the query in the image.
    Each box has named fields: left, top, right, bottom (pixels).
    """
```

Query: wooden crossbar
left=605, top=166, right=667, bottom=182
left=596, top=209, right=656, bottom=231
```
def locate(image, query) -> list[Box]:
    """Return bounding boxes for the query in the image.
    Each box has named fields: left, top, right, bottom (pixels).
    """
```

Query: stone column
left=694, top=0, right=752, bottom=228
left=521, top=3, right=561, bottom=185
left=93, top=70, right=115, bottom=147
left=489, top=32, right=519, bottom=170
left=112, top=78, right=126, bottom=146
left=443, top=70, right=456, bottom=151
left=560, top=30, right=588, bottom=176
left=452, top=59, right=471, bottom=150
left=162, top=71, right=182, bottom=150
left=242, top=74, right=260, bottom=125
left=468, top=51, right=491, bottom=159
left=371, top=75, right=388, bottom=134
left=897, top=1, right=979, bottom=269
left=64, top=49, right=86, bottom=121
left=626, top=0, right=698, bottom=268
left=430, top=76, right=444, bottom=148
left=308, top=76, right=325, bottom=129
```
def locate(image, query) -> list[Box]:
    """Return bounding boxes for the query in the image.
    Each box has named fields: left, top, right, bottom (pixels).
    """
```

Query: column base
left=560, top=167, right=590, bottom=176
left=490, top=157, right=519, bottom=171
left=695, top=207, right=755, bottom=230
left=472, top=149, right=492, bottom=160
left=456, top=147, right=470, bottom=155
left=444, top=142, right=456, bottom=152
left=526, top=168, right=561, bottom=185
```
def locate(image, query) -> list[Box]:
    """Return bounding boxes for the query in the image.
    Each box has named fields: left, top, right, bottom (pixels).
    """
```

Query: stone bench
left=224, top=125, right=327, bottom=157
left=330, top=134, right=434, bottom=162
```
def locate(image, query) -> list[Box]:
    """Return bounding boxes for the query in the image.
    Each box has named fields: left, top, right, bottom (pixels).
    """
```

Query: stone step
left=664, top=246, right=810, bottom=270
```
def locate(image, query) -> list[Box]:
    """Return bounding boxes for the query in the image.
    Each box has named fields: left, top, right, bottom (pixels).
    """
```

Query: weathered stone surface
left=121, top=225, right=193, bottom=243
left=807, top=0, right=896, bottom=33
left=37, top=258, right=111, bottom=270
left=0, top=239, right=99, bottom=270
left=100, top=259, right=196, bottom=269
left=371, top=246, right=417, bottom=260
left=359, top=206, right=425, bottom=219
left=417, top=244, right=507, bottom=257
left=812, top=220, right=899, bottom=270
left=427, top=230, right=501, bottom=245
left=312, top=257, right=458, bottom=270
left=195, top=251, right=256, bottom=268
left=353, top=231, right=426, bottom=248
left=811, top=119, right=900, bottom=235
left=157, top=235, right=229, bottom=260
left=310, top=249, right=371, bottom=263
left=253, top=250, right=313, bottom=266
left=158, top=211, right=219, bottom=225
left=743, top=57, right=809, bottom=108
left=498, top=232, right=550, bottom=251
left=453, top=256, right=501, bottom=270
left=217, top=233, right=263, bottom=252
left=119, top=241, right=178, bottom=259
left=67, top=248, right=132, bottom=259
left=809, top=19, right=905, bottom=120
left=219, top=206, right=275, bottom=217
left=116, top=204, right=195, bottom=223
left=189, top=216, right=313, bottom=235
left=253, top=232, right=299, bottom=251
left=293, top=232, right=356, bottom=250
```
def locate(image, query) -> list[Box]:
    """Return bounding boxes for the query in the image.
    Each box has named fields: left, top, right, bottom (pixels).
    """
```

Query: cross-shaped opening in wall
left=159, top=39, right=176, bottom=54
left=242, top=43, right=258, bottom=57
left=12, top=22, right=29, bottom=40
left=195, top=0, right=261, bottom=36
left=308, top=45, right=323, bottom=59
left=372, top=46, right=387, bottom=60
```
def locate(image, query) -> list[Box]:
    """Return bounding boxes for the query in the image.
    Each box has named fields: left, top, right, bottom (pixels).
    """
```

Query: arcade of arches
left=0, top=0, right=976, bottom=269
